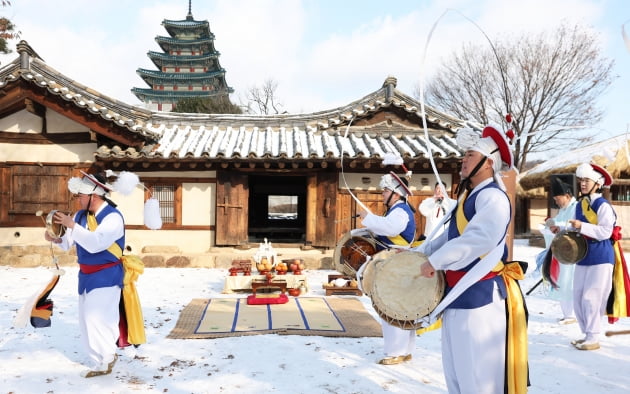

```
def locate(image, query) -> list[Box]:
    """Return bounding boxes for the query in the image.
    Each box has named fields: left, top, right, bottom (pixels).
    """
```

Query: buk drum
left=370, top=251, right=445, bottom=330
left=333, top=231, right=378, bottom=276
left=356, top=249, right=398, bottom=297
left=551, top=230, right=587, bottom=265
left=45, top=210, right=67, bottom=239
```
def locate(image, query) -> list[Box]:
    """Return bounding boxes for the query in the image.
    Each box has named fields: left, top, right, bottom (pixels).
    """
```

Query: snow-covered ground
left=2, top=240, right=630, bottom=393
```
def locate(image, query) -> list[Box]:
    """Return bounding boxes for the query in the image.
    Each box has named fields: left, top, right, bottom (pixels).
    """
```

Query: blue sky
left=0, top=0, right=628, bottom=149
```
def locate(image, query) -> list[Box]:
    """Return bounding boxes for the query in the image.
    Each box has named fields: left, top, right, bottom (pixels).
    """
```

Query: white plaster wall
left=46, top=109, right=90, bottom=133
left=1, top=227, right=50, bottom=247
left=1, top=227, right=213, bottom=253
left=111, top=187, right=145, bottom=226
left=0, top=143, right=96, bottom=162
left=0, top=109, right=42, bottom=133
left=125, top=229, right=212, bottom=254
left=340, top=173, right=453, bottom=194
left=182, top=183, right=213, bottom=225
left=0, top=108, right=89, bottom=134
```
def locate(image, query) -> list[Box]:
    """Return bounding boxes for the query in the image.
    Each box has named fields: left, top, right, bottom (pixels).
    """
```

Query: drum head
left=370, top=251, right=444, bottom=329
left=551, top=230, right=587, bottom=264
left=359, top=249, right=397, bottom=297
left=333, top=231, right=377, bottom=276
left=45, top=210, right=66, bottom=239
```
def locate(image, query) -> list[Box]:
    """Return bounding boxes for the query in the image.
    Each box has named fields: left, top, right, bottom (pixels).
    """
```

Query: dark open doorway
left=248, top=174, right=307, bottom=243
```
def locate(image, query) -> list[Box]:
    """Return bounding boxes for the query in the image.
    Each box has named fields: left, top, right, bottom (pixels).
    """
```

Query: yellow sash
left=387, top=234, right=411, bottom=246
left=581, top=198, right=598, bottom=225
left=455, top=190, right=529, bottom=393
left=121, top=255, right=147, bottom=344
left=87, top=212, right=146, bottom=345
left=610, top=242, right=629, bottom=319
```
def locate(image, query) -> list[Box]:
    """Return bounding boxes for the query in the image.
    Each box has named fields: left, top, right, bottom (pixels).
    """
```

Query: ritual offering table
left=222, top=274, right=308, bottom=294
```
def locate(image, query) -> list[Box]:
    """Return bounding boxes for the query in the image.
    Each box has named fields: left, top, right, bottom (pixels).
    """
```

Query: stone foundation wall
left=0, top=245, right=335, bottom=270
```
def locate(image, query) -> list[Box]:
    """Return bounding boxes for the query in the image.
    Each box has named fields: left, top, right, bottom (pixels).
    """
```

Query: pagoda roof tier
left=155, top=36, right=215, bottom=53
left=136, top=68, right=230, bottom=85
left=147, top=51, right=219, bottom=68
left=162, top=18, right=212, bottom=40
left=132, top=88, right=234, bottom=102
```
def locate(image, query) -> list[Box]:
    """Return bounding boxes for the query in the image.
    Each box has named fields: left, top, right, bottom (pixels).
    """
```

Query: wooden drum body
left=333, top=231, right=378, bottom=276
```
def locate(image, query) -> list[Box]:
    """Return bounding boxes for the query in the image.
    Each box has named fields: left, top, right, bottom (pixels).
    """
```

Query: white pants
left=381, top=319, right=415, bottom=356
left=441, top=285, right=506, bottom=394
left=573, top=264, right=613, bottom=342
left=78, top=286, right=121, bottom=367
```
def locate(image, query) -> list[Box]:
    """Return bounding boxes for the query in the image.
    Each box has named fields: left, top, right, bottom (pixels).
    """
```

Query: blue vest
left=75, top=205, right=125, bottom=294
left=375, top=202, right=416, bottom=250
left=445, top=183, right=508, bottom=309
left=575, top=197, right=614, bottom=266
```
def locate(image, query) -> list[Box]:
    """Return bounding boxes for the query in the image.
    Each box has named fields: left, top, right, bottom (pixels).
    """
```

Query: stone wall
left=0, top=244, right=335, bottom=270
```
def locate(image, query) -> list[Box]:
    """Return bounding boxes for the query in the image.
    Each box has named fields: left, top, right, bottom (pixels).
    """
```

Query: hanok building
left=131, top=5, right=233, bottom=112
left=518, top=135, right=630, bottom=245
left=0, top=41, right=472, bottom=267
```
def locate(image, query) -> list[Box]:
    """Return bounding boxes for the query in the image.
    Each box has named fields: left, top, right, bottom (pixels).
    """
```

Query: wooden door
left=306, top=172, right=338, bottom=248
left=215, top=172, right=248, bottom=246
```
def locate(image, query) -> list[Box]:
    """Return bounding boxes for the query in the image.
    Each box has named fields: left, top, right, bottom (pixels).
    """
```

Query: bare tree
left=419, top=23, right=615, bottom=172
left=246, top=79, right=284, bottom=115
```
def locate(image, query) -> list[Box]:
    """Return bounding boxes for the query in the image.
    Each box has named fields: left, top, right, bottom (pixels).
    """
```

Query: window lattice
left=153, top=184, right=175, bottom=223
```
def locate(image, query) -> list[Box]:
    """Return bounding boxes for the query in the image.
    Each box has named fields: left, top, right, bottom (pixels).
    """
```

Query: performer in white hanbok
left=45, top=170, right=125, bottom=377
left=358, top=172, right=417, bottom=365
left=418, top=181, right=456, bottom=240
left=546, top=177, right=578, bottom=324
left=417, top=126, right=528, bottom=394
left=568, top=163, right=615, bottom=351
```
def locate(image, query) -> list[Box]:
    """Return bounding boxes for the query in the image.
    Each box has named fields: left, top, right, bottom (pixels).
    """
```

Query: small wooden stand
left=324, top=274, right=362, bottom=296
left=251, top=279, right=287, bottom=295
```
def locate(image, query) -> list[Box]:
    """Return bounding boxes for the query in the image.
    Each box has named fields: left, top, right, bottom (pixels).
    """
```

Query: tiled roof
left=163, top=19, right=209, bottom=29
left=3, top=41, right=469, bottom=163
left=136, top=68, right=227, bottom=81
left=147, top=51, right=219, bottom=63
left=131, top=88, right=234, bottom=100
left=155, top=36, right=214, bottom=47
left=0, top=41, right=157, bottom=141
left=95, top=123, right=463, bottom=162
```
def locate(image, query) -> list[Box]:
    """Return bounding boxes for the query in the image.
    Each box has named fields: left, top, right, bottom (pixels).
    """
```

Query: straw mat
left=167, top=297, right=382, bottom=339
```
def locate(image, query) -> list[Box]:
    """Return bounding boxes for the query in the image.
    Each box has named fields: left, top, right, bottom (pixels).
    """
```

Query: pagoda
left=132, top=1, right=234, bottom=111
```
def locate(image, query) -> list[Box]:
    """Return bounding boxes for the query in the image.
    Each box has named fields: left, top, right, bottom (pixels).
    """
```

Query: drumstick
left=605, top=330, right=630, bottom=337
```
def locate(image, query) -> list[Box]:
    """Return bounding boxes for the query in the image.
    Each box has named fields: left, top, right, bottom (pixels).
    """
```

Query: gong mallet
left=526, top=278, right=544, bottom=296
